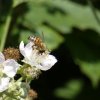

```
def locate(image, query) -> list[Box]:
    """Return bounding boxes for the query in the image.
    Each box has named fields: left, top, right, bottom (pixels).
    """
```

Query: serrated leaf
left=21, top=2, right=72, bottom=33
left=19, top=0, right=100, bottom=35
left=46, top=0, right=100, bottom=33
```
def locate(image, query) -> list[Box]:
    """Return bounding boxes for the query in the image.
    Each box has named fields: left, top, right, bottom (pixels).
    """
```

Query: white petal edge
left=24, top=42, right=33, bottom=59
left=37, top=55, right=57, bottom=71
left=3, top=59, right=20, bottom=77
left=19, top=41, right=33, bottom=60
left=0, top=77, right=10, bottom=92
left=19, top=41, right=26, bottom=56
left=0, top=52, right=5, bottom=63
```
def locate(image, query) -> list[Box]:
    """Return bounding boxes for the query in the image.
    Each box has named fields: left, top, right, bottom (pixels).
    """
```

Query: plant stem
left=0, top=11, right=12, bottom=52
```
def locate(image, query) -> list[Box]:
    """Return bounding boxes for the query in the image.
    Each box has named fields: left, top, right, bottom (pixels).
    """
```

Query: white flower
left=19, top=41, right=57, bottom=71
left=0, top=52, right=20, bottom=78
left=0, top=77, right=10, bottom=92
left=0, top=52, right=20, bottom=92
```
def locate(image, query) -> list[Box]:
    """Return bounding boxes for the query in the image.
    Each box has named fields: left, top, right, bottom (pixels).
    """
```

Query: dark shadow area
left=30, top=42, right=89, bottom=100
left=70, top=0, right=100, bottom=9
left=70, top=0, right=87, bottom=5
left=43, top=4, right=66, bottom=15
left=11, top=2, right=29, bottom=31
left=43, top=21, right=65, bottom=34
left=0, top=0, right=13, bottom=23
left=65, top=28, right=100, bottom=62
left=5, top=3, right=29, bottom=47
left=74, top=82, right=100, bottom=100
left=12, top=2, right=29, bottom=27
left=30, top=28, right=100, bottom=100
left=5, top=31, right=20, bottom=48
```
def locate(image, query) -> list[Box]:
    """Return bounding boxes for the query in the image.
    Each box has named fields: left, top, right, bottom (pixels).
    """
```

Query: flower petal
left=0, top=52, right=5, bottom=63
left=3, top=59, right=20, bottom=77
left=19, top=41, right=33, bottom=60
left=24, top=42, right=33, bottom=58
left=37, top=55, right=57, bottom=70
left=19, top=41, right=26, bottom=56
left=0, top=77, right=10, bottom=92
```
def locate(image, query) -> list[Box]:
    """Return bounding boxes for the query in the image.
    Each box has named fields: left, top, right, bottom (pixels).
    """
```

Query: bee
left=28, top=35, right=47, bottom=54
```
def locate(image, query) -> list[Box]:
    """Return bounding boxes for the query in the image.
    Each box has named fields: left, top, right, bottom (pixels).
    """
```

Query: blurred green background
left=0, top=0, right=100, bottom=100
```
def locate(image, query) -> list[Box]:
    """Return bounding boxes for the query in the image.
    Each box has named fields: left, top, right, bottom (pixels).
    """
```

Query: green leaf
left=77, top=61, right=100, bottom=87
left=20, top=2, right=72, bottom=33
left=19, top=30, right=33, bottom=43
left=13, top=0, right=45, bottom=7
left=54, top=80, right=83, bottom=99
left=45, top=0, right=100, bottom=33
left=13, top=0, right=32, bottom=8
left=36, top=25, right=64, bottom=50
left=17, top=25, right=64, bottom=50
left=12, top=0, right=100, bottom=87
left=18, top=0, right=100, bottom=35
left=13, top=0, right=26, bottom=7
left=65, top=33, right=100, bottom=87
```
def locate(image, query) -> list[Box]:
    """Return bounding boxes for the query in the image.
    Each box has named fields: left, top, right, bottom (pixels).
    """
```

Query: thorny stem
left=87, top=0, right=100, bottom=26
